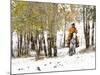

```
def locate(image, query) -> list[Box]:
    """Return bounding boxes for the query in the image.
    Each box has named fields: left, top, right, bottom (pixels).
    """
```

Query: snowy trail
left=12, top=48, right=95, bottom=74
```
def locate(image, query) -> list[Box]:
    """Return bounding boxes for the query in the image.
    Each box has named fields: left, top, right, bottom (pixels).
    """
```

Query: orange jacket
left=68, top=27, right=77, bottom=33
left=66, top=27, right=77, bottom=42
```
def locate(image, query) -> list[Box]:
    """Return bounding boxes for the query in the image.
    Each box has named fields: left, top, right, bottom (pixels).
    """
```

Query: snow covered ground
left=12, top=48, right=95, bottom=74
left=11, top=22, right=95, bottom=74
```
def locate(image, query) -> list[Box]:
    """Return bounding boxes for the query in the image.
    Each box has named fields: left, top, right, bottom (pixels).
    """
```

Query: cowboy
left=67, top=23, right=79, bottom=47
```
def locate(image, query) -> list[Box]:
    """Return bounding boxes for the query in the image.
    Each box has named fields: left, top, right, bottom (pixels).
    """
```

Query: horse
left=68, top=33, right=77, bottom=56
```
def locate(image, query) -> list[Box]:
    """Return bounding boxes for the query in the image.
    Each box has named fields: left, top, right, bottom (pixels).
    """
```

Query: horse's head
left=70, top=33, right=77, bottom=48
left=72, top=33, right=77, bottom=39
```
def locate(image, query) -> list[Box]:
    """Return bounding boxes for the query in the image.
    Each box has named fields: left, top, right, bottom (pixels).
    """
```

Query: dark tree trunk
left=47, top=36, right=57, bottom=57
left=11, top=32, right=14, bottom=57
left=53, top=38, right=57, bottom=57
left=26, top=33, right=30, bottom=55
left=35, top=42, right=39, bottom=61
left=31, top=34, right=35, bottom=50
left=18, top=34, right=22, bottom=57
left=63, top=22, right=66, bottom=47
left=47, top=37, right=52, bottom=57
left=91, top=6, right=96, bottom=46
left=38, top=40, right=41, bottom=54
left=83, top=6, right=90, bottom=48
left=17, top=36, right=20, bottom=57
left=43, top=36, right=47, bottom=57
left=22, top=33, right=26, bottom=56
left=20, top=34, right=23, bottom=56
left=91, top=20, right=94, bottom=46
left=86, top=20, right=90, bottom=48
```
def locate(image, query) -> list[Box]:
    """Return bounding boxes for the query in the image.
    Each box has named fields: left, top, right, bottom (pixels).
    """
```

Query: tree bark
left=83, top=6, right=91, bottom=48
left=63, top=21, right=66, bottom=47
left=91, top=19, right=94, bottom=46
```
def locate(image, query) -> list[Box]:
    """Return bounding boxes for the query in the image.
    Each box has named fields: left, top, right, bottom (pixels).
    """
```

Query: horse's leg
left=72, top=44, right=76, bottom=55
left=74, top=48, right=76, bottom=54
left=68, top=48, right=70, bottom=55
left=69, top=41, right=72, bottom=56
left=69, top=44, right=76, bottom=56
left=69, top=47, right=73, bottom=56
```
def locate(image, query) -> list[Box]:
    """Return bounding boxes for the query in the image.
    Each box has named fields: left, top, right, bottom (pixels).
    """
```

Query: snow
left=11, top=22, right=95, bottom=74
left=12, top=48, right=95, bottom=74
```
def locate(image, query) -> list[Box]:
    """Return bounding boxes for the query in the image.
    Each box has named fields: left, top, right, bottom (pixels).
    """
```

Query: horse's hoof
left=69, top=54, right=73, bottom=56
